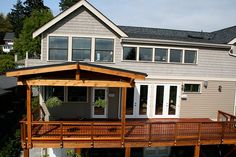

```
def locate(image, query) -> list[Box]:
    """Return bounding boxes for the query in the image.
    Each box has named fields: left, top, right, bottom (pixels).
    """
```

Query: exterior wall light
left=204, top=81, right=208, bottom=88
left=218, top=85, right=222, bottom=92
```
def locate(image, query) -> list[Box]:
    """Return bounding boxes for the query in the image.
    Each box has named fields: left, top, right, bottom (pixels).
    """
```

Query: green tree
left=0, top=13, right=12, bottom=32
left=8, top=0, right=25, bottom=37
left=24, top=0, right=49, bottom=16
left=0, top=54, right=15, bottom=73
left=14, top=9, right=53, bottom=58
left=59, top=0, right=79, bottom=11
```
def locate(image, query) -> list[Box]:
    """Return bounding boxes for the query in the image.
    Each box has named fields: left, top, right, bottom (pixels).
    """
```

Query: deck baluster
left=148, top=123, right=152, bottom=147
left=60, top=122, right=63, bottom=148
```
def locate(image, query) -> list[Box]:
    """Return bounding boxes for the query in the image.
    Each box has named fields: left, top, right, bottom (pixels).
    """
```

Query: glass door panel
left=155, top=85, right=164, bottom=115
left=168, top=86, right=177, bottom=115
left=92, top=88, right=107, bottom=118
left=126, top=88, right=134, bottom=115
left=139, top=85, right=148, bottom=115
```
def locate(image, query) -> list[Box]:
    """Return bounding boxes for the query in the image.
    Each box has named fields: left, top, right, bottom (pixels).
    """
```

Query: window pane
left=123, top=47, right=137, bottom=60
left=95, top=38, right=114, bottom=62
left=68, top=87, right=87, bottom=102
left=184, top=50, right=197, bottom=64
left=49, top=49, right=68, bottom=60
left=139, top=85, right=148, bottom=115
left=155, top=48, right=168, bottom=62
left=49, top=36, right=68, bottom=60
left=45, top=86, right=64, bottom=101
left=184, top=84, right=200, bottom=92
left=72, top=37, right=91, bottom=49
left=155, top=86, right=164, bottom=115
left=170, top=49, right=182, bottom=63
left=49, top=36, right=68, bottom=48
left=139, top=48, right=152, bottom=61
left=72, top=38, right=91, bottom=61
left=95, top=39, right=113, bottom=50
left=169, top=86, right=177, bottom=115
left=126, top=88, right=134, bottom=115
left=73, top=50, right=91, bottom=61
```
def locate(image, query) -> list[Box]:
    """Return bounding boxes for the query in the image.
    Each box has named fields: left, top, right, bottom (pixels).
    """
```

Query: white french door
left=126, top=84, right=151, bottom=118
left=153, top=84, right=181, bottom=118
left=125, top=83, right=181, bottom=118
left=92, top=88, right=108, bottom=118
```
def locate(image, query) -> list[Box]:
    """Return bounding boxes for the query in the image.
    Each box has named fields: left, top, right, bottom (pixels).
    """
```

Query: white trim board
left=228, top=38, right=236, bottom=45
left=144, top=76, right=236, bottom=82
left=33, top=0, right=127, bottom=38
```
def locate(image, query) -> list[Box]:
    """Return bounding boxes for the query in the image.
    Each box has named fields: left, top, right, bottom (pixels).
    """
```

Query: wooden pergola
left=6, top=62, right=147, bottom=157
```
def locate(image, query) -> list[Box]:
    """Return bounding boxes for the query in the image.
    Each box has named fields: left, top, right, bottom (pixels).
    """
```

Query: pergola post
left=194, top=145, right=200, bottom=157
left=23, top=149, right=29, bottom=157
left=27, top=85, right=32, bottom=148
left=121, top=87, right=127, bottom=147
left=125, top=147, right=131, bottom=157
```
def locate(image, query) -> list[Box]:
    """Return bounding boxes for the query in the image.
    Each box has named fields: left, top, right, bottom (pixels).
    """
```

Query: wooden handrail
left=218, top=110, right=236, bottom=121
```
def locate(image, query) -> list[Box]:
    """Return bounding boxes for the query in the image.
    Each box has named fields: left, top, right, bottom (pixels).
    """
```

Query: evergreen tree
left=8, top=0, right=25, bottom=37
left=0, top=13, right=12, bottom=32
left=14, top=9, right=53, bottom=57
left=59, top=0, right=79, bottom=11
left=24, top=0, right=49, bottom=16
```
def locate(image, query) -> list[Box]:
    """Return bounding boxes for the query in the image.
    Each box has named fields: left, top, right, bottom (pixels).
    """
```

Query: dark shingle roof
left=3, top=32, right=15, bottom=41
left=119, top=25, right=236, bottom=44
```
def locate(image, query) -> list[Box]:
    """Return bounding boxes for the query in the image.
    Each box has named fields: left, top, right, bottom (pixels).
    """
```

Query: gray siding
left=180, top=81, right=236, bottom=119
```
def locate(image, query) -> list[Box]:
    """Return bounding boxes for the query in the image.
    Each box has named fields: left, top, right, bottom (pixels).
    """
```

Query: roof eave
left=122, top=37, right=231, bottom=49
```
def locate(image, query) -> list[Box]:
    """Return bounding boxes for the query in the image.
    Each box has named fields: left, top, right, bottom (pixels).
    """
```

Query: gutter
left=121, top=37, right=231, bottom=50
left=229, top=45, right=236, bottom=57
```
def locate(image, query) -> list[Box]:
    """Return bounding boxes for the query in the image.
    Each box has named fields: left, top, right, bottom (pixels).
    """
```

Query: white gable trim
left=228, top=38, right=236, bottom=45
left=33, top=0, right=128, bottom=38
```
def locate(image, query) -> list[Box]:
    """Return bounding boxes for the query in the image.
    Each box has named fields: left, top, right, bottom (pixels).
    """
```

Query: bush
left=46, top=97, right=62, bottom=108
left=0, top=54, right=15, bottom=73
left=0, top=129, right=21, bottom=157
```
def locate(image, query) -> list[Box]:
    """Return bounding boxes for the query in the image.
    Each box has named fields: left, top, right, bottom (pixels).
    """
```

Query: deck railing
left=218, top=110, right=236, bottom=121
left=20, top=120, right=236, bottom=148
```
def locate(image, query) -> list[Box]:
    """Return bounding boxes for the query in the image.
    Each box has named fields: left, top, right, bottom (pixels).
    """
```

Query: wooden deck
left=21, top=117, right=236, bottom=149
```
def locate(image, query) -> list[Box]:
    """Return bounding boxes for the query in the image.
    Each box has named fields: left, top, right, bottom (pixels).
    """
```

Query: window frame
left=72, top=37, right=92, bottom=61
left=122, top=44, right=198, bottom=64
left=48, top=36, right=69, bottom=61
left=123, top=46, right=138, bottom=61
left=183, top=82, right=202, bottom=93
left=47, top=35, right=116, bottom=63
left=94, top=38, right=115, bottom=62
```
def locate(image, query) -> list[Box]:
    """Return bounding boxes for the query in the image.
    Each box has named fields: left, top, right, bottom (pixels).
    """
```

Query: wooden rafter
left=17, top=79, right=132, bottom=87
left=6, top=63, right=146, bottom=80
left=6, top=64, right=77, bottom=77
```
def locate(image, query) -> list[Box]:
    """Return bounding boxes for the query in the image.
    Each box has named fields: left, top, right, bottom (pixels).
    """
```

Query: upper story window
left=49, top=36, right=68, bottom=60
left=155, top=48, right=168, bottom=62
left=95, top=38, right=114, bottom=62
left=123, top=47, right=137, bottom=60
left=139, top=48, right=153, bottom=61
left=122, top=45, right=198, bottom=65
left=45, top=86, right=65, bottom=101
left=72, top=37, right=91, bottom=61
left=184, top=50, right=197, bottom=64
left=170, top=49, right=183, bottom=63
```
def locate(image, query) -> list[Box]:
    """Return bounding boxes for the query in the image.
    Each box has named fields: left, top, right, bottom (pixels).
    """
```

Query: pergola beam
left=18, top=79, right=133, bottom=87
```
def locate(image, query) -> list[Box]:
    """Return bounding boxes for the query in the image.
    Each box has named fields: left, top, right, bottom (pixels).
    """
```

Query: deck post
left=194, top=145, right=200, bottom=157
left=23, top=149, right=29, bottom=157
left=27, top=85, right=32, bottom=148
left=121, top=87, right=127, bottom=147
left=125, top=147, right=131, bottom=157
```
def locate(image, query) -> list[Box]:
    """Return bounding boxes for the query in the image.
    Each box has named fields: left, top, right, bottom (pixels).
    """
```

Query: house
left=2, top=32, right=14, bottom=53
left=4, top=0, right=236, bottom=157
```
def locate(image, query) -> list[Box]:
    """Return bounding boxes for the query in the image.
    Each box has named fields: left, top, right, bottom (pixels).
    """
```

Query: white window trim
left=122, top=44, right=198, bottom=65
left=47, top=34, right=116, bottom=63
left=182, top=81, right=202, bottom=94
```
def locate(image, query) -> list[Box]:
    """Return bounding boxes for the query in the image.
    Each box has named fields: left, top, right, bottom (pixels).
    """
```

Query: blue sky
left=1, top=0, right=236, bottom=32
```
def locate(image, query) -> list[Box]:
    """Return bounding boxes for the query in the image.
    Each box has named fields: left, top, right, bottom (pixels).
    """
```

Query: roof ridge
left=211, top=25, right=236, bottom=33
